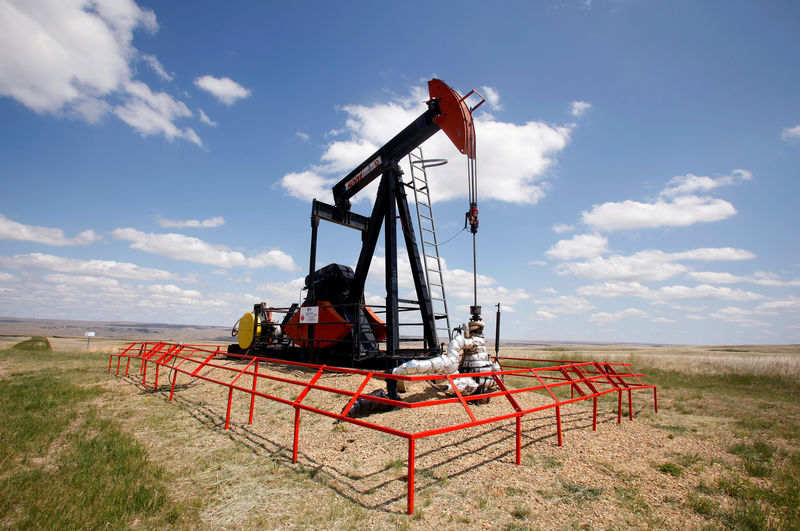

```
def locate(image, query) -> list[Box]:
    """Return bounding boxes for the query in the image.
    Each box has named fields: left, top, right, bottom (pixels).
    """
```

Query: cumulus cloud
left=481, top=86, right=502, bottom=110
left=582, top=170, right=751, bottom=232
left=589, top=308, right=647, bottom=324
left=157, top=216, right=225, bottom=228
left=0, top=0, right=203, bottom=146
left=197, top=108, right=216, bottom=126
left=255, top=277, right=307, bottom=305
left=533, top=295, right=595, bottom=315
left=687, top=270, right=800, bottom=287
left=0, top=214, right=100, bottom=246
left=556, top=247, right=754, bottom=283
left=570, top=101, right=592, bottom=117
left=0, top=270, right=231, bottom=323
left=757, top=297, right=800, bottom=313
left=141, top=53, right=172, bottom=81
left=279, top=170, right=337, bottom=203
left=781, top=125, right=800, bottom=142
left=545, top=233, right=608, bottom=260
left=660, top=169, right=752, bottom=198
left=552, top=224, right=574, bottom=234
left=279, top=83, right=572, bottom=205
left=582, top=195, right=737, bottom=232
left=194, top=75, right=251, bottom=105
left=114, top=80, right=200, bottom=146
left=111, top=228, right=298, bottom=270
left=0, top=252, right=182, bottom=281
left=578, top=281, right=763, bottom=301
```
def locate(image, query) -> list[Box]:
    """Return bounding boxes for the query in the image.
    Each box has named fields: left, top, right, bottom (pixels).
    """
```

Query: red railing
left=108, top=343, right=657, bottom=514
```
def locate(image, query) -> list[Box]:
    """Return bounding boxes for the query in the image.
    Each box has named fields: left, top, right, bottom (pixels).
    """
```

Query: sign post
left=85, top=331, right=95, bottom=350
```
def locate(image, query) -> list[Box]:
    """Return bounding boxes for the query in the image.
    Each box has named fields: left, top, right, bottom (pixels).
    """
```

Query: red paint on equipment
left=283, top=301, right=353, bottom=348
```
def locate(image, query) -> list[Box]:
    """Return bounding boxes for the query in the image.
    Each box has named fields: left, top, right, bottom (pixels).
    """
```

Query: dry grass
left=3, top=338, right=799, bottom=529
left=500, top=343, right=800, bottom=377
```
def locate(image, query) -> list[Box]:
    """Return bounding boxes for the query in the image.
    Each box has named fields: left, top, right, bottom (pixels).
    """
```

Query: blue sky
left=1, top=0, right=799, bottom=344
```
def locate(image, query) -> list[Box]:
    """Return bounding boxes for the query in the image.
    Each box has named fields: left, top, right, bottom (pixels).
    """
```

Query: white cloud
left=0, top=0, right=151, bottom=113
left=582, top=170, right=751, bottom=232
left=582, top=195, right=737, bottom=232
left=279, top=83, right=572, bottom=206
left=0, top=0, right=201, bottom=146
left=546, top=233, right=608, bottom=260
left=114, top=80, right=201, bottom=146
left=558, top=247, right=755, bottom=283
left=111, top=227, right=299, bottom=270
left=194, top=75, right=251, bottom=105
left=578, top=281, right=651, bottom=298
left=296, top=131, right=310, bottom=141
left=652, top=317, right=677, bottom=324
left=552, top=224, right=574, bottom=234
left=534, top=295, right=595, bottom=315
left=687, top=270, right=800, bottom=287
left=670, top=247, right=755, bottom=261
left=652, top=284, right=764, bottom=301
left=533, top=310, right=557, bottom=320
left=157, top=216, right=225, bottom=228
left=570, top=101, right=591, bottom=117
left=0, top=269, right=232, bottom=324
left=660, top=169, right=752, bottom=198
left=578, top=280, right=764, bottom=301
left=198, top=108, right=216, bottom=126
left=589, top=308, right=647, bottom=324
left=756, top=297, right=800, bottom=313
left=43, top=273, right=120, bottom=288
left=558, top=251, right=688, bottom=282
left=708, top=306, right=769, bottom=327
left=140, top=53, right=172, bottom=81
left=781, top=125, right=800, bottom=142
left=0, top=214, right=100, bottom=246
left=278, top=170, right=335, bottom=202
left=255, top=277, right=307, bottom=305
left=481, top=86, right=503, bottom=110
left=0, top=252, right=181, bottom=281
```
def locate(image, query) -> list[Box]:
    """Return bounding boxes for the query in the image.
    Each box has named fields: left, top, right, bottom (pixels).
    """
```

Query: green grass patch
left=686, top=493, right=717, bottom=518
left=12, top=336, right=51, bottom=351
left=0, top=371, right=102, bottom=469
left=729, top=440, right=774, bottom=478
left=657, top=462, right=683, bottom=477
left=0, top=347, right=183, bottom=528
left=561, top=480, right=602, bottom=501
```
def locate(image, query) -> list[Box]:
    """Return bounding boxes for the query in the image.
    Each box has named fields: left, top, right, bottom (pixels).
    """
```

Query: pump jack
left=230, top=79, right=484, bottom=367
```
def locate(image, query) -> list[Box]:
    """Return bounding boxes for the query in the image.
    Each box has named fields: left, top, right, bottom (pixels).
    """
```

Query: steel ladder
left=407, top=148, right=452, bottom=342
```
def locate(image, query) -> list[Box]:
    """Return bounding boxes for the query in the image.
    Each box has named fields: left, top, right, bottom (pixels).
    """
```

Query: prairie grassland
left=1, top=338, right=799, bottom=529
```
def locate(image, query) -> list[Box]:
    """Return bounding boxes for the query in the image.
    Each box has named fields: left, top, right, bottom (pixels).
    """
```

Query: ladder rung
left=421, top=227, right=435, bottom=233
left=419, top=213, right=433, bottom=221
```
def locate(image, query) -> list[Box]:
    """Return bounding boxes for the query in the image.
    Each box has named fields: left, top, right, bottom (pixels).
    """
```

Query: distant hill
left=0, top=316, right=232, bottom=343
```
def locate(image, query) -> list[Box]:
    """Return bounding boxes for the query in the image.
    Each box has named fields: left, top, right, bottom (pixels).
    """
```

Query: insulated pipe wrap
left=391, top=320, right=502, bottom=395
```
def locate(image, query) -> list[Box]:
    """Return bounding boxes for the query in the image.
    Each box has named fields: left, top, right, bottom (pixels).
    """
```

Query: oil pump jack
left=230, top=79, right=488, bottom=377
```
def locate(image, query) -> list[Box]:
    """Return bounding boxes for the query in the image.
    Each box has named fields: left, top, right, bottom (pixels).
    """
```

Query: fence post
left=407, top=438, right=416, bottom=515
left=249, top=359, right=259, bottom=424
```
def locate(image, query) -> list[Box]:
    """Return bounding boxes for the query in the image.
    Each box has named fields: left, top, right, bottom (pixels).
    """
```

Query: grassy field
left=1, top=338, right=798, bottom=529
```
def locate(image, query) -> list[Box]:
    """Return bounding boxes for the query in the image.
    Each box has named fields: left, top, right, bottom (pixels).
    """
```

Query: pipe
left=392, top=320, right=502, bottom=395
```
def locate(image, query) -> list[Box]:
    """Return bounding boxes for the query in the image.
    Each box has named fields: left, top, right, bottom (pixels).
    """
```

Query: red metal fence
left=108, top=342, right=657, bottom=514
